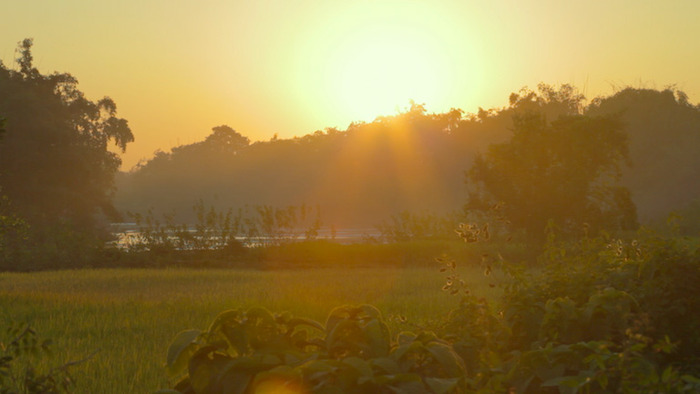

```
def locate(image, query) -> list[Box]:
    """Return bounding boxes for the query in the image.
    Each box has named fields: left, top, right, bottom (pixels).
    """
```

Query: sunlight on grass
left=0, top=266, right=501, bottom=393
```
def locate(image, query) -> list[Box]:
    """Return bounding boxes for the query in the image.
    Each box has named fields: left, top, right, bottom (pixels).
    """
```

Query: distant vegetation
left=117, top=84, right=700, bottom=233
left=2, top=40, right=700, bottom=270
left=2, top=39, right=700, bottom=393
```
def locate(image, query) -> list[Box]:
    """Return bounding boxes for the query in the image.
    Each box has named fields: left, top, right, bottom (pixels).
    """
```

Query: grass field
left=0, top=265, right=501, bottom=393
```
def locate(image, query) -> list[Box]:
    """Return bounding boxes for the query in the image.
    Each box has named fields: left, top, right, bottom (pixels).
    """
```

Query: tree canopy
left=466, top=87, right=637, bottom=243
left=116, top=84, right=697, bottom=232
left=0, top=39, right=133, bottom=268
left=587, top=87, right=700, bottom=223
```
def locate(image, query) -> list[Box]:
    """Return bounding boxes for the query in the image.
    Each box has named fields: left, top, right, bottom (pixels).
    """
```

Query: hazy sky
left=2, top=0, right=699, bottom=169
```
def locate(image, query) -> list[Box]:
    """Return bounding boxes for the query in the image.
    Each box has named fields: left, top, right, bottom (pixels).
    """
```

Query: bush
left=162, top=230, right=700, bottom=393
left=161, top=305, right=466, bottom=393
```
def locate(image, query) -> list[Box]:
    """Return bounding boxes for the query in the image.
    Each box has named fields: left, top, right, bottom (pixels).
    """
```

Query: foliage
left=118, top=84, right=699, bottom=232
left=162, top=305, right=467, bottom=394
left=587, top=88, right=700, bottom=222
left=376, top=210, right=462, bottom=242
left=1, top=266, right=472, bottom=393
left=466, top=106, right=636, bottom=245
left=445, top=229, right=700, bottom=392
left=673, top=199, right=700, bottom=236
left=124, top=203, right=324, bottom=261
left=162, top=229, right=700, bottom=393
left=0, top=322, right=88, bottom=393
left=0, top=39, right=133, bottom=270
left=117, top=103, right=484, bottom=228
left=0, top=196, right=30, bottom=268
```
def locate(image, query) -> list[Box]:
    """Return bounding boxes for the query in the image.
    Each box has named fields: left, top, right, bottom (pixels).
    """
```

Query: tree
left=0, top=39, right=133, bottom=268
left=586, top=88, right=700, bottom=222
left=205, top=125, right=250, bottom=153
left=466, top=110, right=636, bottom=244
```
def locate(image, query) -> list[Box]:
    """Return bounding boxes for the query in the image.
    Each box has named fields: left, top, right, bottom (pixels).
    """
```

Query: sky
left=2, top=0, right=699, bottom=170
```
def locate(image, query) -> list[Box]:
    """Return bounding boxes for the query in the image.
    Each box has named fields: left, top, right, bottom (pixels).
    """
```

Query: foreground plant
left=161, top=230, right=700, bottom=393
left=160, top=305, right=466, bottom=393
left=0, top=322, right=93, bottom=394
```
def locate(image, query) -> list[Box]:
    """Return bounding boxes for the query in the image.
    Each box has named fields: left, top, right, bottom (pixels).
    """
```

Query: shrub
left=162, top=305, right=467, bottom=393
left=162, top=230, right=700, bottom=393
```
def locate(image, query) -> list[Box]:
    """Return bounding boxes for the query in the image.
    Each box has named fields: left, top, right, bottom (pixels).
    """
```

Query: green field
left=0, top=266, right=499, bottom=393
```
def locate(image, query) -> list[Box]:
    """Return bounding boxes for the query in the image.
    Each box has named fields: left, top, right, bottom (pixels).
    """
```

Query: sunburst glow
left=330, top=29, right=444, bottom=121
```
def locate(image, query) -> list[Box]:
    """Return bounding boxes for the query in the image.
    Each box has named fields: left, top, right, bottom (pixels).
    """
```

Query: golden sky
left=2, top=0, right=699, bottom=170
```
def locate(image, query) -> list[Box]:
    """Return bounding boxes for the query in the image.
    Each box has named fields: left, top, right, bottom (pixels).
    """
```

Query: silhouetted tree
left=466, top=110, right=636, bottom=244
left=205, top=125, right=250, bottom=152
left=586, top=88, right=700, bottom=222
left=0, top=39, right=133, bottom=268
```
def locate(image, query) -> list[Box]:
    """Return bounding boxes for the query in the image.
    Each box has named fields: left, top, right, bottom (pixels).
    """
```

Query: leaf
left=166, top=329, right=201, bottom=377
left=325, top=306, right=353, bottom=334
left=245, top=306, right=275, bottom=324
left=370, top=357, right=400, bottom=375
left=342, top=357, right=373, bottom=378
left=424, top=377, right=461, bottom=394
left=387, top=375, right=427, bottom=394
left=219, top=369, right=253, bottom=394
left=363, top=319, right=391, bottom=357
left=358, top=304, right=383, bottom=320
left=326, top=318, right=363, bottom=356
left=207, top=310, right=242, bottom=333
left=396, top=331, right=417, bottom=346
left=391, top=340, right=423, bottom=362
left=252, top=365, right=303, bottom=391
left=287, top=317, right=324, bottom=332
left=424, top=342, right=466, bottom=377
left=188, top=348, right=231, bottom=394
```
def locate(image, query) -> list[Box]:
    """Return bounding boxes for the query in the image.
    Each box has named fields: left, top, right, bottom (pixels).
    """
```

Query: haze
left=2, top=0, right=699, bottom=169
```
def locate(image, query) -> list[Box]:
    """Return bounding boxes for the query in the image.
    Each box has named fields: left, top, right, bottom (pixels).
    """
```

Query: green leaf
left=396, top=331, right=417, bottom=346
left=252, top=365, right=303, bottom=392
left=288, top=317, right=324, bottom=332
left=424, top=377, right=460, bottom=394
left=166, top=329, right=201, bottom=377
left=388, top=375, right=427, bottom=394
left=370, top=357, right=400, bottom=375
left=325, top=305, right=354, bottom=334
left=188, top=347, right=232, bottom=393
left=424, top=342, right=466, bottom=377
left=682, top=374, right=700, bottom=384
left=207, top=310, right=242, bottom=333
left=363, top=319, right=391, bottom=357
left=358, top=304, right=383, bottom=320
left=246, top=306, right=275, bottom=324
left=219, top=369, right=253, bottom=394
left=342, top=357, right=373, bottom=378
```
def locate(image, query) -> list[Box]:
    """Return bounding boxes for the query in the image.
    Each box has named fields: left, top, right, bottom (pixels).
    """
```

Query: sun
left=330, top=29, right=443, bottom=120
left=288, top=2, right=477, bottom=127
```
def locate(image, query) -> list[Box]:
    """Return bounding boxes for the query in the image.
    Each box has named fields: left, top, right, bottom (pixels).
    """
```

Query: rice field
left=0, top=266, right=500, bottom=393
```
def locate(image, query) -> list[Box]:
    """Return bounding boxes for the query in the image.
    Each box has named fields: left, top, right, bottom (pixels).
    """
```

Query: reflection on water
left=108, top=223, right=381, bottom=249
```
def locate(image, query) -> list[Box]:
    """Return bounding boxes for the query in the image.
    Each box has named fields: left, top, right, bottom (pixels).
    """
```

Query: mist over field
left=114, top=86, right=700, bottom=230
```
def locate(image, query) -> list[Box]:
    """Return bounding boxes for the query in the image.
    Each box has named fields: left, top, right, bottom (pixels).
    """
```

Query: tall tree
left=0, top=39, right=133, bottom=267
left=586, top=88, right=700, bottom=223
left=466, top=110, right=636, bottom=243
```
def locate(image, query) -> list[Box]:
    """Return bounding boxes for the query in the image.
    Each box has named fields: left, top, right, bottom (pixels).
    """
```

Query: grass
left=0, top=265, right=502, bottom=393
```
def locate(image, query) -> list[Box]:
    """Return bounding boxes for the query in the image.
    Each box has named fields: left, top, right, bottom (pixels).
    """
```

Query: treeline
left=116, top=85, right=700, bottom=230
left=2, top=39, right=700, bottom=270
